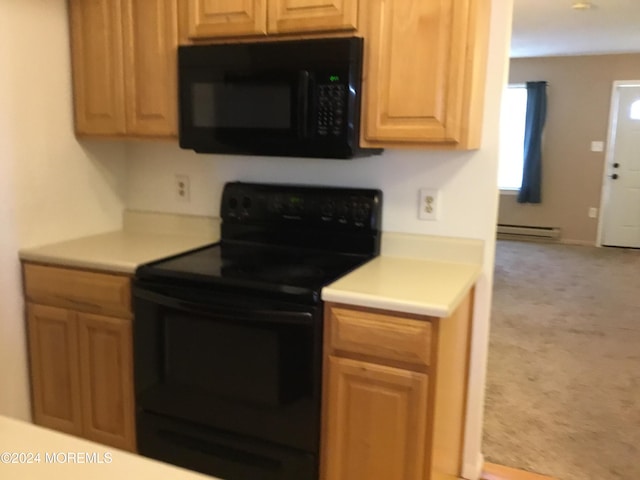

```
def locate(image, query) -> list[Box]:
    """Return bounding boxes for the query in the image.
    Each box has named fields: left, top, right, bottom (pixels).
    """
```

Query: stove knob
left=354, top=202, right=371, bottom=225
left=271, top=196, right=285, bottom=214
left=288, top=201, right=304, bottom=216
left=228, top=196, right=238, bottom=209
left=242, top=196, right=252, bottom=209
left=337, top=202, right=350, bottom=223
left=321, top=201, right=335, bottom=217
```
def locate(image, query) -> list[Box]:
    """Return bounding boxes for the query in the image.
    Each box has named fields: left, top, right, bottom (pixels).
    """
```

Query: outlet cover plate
left=418, top=188, right=439, bottom=221
left=175, top=174, right=191, bottom=202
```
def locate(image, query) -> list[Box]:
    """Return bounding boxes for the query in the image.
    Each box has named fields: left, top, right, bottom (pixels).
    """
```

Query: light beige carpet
left=483, top=240, right=640, bottom=480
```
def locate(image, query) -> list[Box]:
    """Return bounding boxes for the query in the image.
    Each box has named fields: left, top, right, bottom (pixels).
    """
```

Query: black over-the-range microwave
left=177, top=37, right=382, bottom=159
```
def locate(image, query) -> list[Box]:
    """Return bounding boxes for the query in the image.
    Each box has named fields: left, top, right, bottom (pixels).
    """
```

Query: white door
left=600, top=82, right=640, bottom=248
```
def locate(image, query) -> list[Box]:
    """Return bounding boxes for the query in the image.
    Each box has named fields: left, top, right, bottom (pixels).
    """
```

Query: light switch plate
left=591, top=141, right=604, bottom=152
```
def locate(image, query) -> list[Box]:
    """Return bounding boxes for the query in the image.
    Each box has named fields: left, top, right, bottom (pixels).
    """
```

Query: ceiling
left=511, top=0, right=640, bottom=57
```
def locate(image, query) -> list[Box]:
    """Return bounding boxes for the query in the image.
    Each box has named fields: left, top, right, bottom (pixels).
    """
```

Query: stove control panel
left=221, top=182, right=382, bottom=231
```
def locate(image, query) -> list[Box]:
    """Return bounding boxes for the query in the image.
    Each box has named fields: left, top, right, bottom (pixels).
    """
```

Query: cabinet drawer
left=327, top=305, right=432, bottom=368
left=24, top=264, right=131, bottom=318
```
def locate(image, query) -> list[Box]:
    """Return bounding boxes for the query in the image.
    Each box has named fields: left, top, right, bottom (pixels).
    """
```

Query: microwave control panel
left=316, top=80, right=347, bottom=137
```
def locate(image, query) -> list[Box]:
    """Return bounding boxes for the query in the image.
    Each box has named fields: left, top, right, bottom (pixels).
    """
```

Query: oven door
left=133, top=282, right=322, bottom=451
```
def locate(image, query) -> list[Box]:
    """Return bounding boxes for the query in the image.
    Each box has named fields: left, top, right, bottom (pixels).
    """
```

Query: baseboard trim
left=497, top=225, right=560, bottom=240
left=462, top=453, right=485, bottom=480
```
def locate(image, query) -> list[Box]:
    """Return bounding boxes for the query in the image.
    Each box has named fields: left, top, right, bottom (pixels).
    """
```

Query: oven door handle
left=133, top=287, right=314, bottom=326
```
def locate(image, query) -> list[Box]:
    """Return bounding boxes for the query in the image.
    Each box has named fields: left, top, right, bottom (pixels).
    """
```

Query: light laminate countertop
left=322, top=233, right=483, bottom=317
left=322, top=256, right=480, bottom=317
left=19, top=213, right=483, bottom=318
left=0, top=415, right=217, bottom=480
left=19, top=211, right=219, bottom=274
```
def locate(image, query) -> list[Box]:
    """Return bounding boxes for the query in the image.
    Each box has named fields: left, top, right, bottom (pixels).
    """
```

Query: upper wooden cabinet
left=69, top=0, right=178, bottom=138
left=268, top=0, right=358, bottom=35
left=184, top=0, right=357, bottom=39
left=122, top=0, right=179, bottom=136
left=187, top=0, right=268, bottom=38
left=69, top=0, right=126, bottom=135
left=361, top=0, right=490, bottom=149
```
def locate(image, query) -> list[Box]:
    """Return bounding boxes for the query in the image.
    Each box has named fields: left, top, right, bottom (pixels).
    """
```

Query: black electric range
left=133, top=182, right=382, bottom=480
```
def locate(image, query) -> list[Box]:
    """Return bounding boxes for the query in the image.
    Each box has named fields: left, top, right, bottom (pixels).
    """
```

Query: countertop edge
left=18, top=252, right=137, bottom=275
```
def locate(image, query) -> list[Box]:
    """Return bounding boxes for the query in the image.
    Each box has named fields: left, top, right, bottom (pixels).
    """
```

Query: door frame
left=596, top=80, right=640, bottom=247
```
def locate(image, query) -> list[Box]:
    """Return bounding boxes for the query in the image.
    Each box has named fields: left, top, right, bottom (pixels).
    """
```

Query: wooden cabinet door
left=27, top=304, right=83, bottom=436
left=69, top=0, right=126, bottom=135
left=77, top=313, right=136, bottom=452
left=362, top=0, right=489, bottom=148
left=122, top=0, right=178, bottom=137
left=268, top=0, right=358, bottom=34
left=186, top=0, right=267, bottom=38
left=323, top=356, right=429, bottom=480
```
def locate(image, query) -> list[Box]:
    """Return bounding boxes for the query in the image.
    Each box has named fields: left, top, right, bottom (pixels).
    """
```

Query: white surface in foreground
left=0, top=416, right=218, bottom=480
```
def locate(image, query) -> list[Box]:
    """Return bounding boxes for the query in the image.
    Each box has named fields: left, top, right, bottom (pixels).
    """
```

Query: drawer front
left=327, top=305, right=432, bottom=368
left=24, top=264, right=131, bottom=318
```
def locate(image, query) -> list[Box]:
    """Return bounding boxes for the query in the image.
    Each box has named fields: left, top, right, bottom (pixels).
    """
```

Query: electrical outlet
left=588, top=207, right=598, bottom=218
left=418, top=188, right=440, bottom=221
left=175, top=174, right=191, bottom=202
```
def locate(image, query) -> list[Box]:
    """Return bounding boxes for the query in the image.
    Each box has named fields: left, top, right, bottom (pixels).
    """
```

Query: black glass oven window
left=163, top=312, right=312, bottom=407
left=192, top=82, right=291, bottom=129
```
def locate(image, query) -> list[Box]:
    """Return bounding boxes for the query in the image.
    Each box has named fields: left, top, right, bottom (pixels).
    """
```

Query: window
left=631, top=99, right=640, bottom=120
left=498, top=85, right=528, bottom=191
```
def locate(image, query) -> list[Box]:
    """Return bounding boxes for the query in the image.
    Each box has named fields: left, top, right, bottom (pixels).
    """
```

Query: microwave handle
left=297, top=70, right=310, bottom=139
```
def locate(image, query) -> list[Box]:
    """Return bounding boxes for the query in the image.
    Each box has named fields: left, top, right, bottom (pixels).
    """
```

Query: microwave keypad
left=317, top=84, right=346, bottom=136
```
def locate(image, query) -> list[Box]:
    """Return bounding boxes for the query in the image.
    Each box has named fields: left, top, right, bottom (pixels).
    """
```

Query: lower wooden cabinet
left=27, top=305, right=83, bottom=436
left=77, top=312, right=136, bottom=451
left=324, top=356, right=429, bottom=480
left=24, top=264, right=136, bottom=452
left=322, top=291, right=474, bottom=480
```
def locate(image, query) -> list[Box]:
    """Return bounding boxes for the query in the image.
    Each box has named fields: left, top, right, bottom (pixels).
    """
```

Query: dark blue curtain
left=517, top=81, right=548, bottom=203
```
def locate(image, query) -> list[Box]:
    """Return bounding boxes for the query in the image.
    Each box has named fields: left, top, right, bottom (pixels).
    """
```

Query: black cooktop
left=137, top=242, right=372, bottom=300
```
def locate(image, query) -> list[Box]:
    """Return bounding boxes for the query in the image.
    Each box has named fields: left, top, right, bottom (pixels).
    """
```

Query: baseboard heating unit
left=497, top=224, right=561, bottom=240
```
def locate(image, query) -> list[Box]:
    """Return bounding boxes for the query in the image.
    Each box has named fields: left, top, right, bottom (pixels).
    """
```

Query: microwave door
left=180, top=70, right=308, bottom=154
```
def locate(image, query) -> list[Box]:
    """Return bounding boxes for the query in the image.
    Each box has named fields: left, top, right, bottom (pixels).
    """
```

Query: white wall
left=0, top=0, right=127, bottom=420
left=128, top=144, right=484, bottom=236
left=125, top=2, right=513, bottom=477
